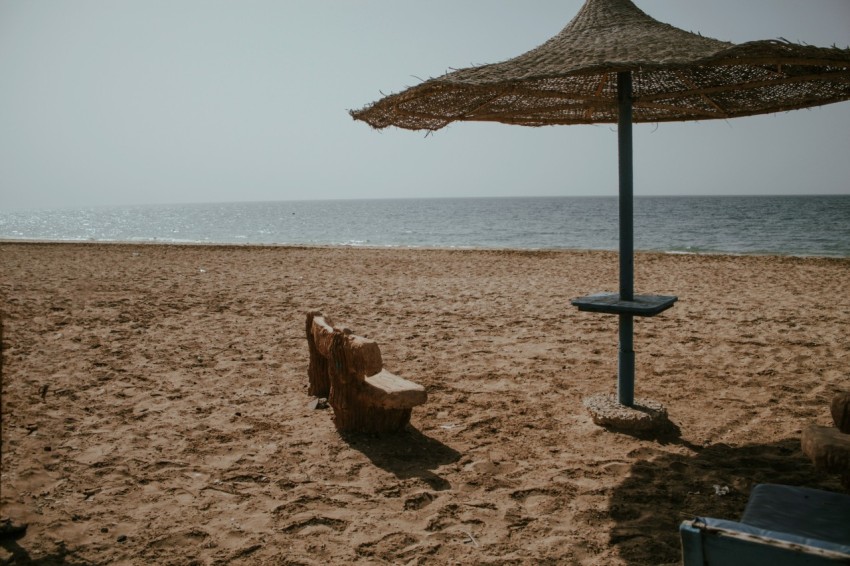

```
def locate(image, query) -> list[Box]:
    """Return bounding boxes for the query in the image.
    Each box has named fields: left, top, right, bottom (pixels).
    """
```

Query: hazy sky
left=1, top=1, right=849, bottom=210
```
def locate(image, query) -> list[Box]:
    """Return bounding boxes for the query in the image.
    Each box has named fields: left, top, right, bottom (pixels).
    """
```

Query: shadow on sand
left=607, top=428, right=844, bottom=565
left=0, top=532, right=86, bottom=566
left=341, top=426, right=461, bottom=491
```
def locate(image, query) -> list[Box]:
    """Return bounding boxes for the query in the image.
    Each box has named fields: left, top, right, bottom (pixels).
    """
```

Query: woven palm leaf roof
left=351, top=0, right=850, bottom=130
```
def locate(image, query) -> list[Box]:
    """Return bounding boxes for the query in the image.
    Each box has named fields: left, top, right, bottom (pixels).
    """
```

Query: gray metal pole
left=617, top=71, right=635, bottom=407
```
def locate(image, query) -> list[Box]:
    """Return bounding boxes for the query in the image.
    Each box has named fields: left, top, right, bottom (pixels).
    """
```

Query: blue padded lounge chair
left=680, top=484, right=850, bottom=565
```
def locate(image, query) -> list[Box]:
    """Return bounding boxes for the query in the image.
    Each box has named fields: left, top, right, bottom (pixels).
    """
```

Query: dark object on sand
left=0, top=518, right=28, bottom=539
left=680, top=483, right=850, bottom=564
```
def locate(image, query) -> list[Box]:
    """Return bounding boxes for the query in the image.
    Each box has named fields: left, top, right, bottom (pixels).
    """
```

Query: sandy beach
left=1, top=242, right=848, bottom=565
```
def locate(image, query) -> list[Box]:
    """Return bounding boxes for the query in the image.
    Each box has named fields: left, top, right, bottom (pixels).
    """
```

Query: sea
left=1, top=195, right=849, bottom=257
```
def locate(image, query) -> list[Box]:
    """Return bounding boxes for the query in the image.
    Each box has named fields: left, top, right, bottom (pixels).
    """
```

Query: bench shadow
left=607, top=433, right=844, bottom=565
left=340, top=427, right=460, bottom=491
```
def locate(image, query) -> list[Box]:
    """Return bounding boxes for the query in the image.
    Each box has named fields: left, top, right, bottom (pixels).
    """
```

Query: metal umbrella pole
left=568, top=71, right=680, bottom=412
left=617, top=71, right=635, bottom=407
left=571, top=69, right=676, bottom=412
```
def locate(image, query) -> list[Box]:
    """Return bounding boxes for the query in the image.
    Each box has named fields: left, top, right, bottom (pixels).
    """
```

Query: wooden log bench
left=801, top=391, right=850, bottom=489
left=305, top=311, right=427, bottom=433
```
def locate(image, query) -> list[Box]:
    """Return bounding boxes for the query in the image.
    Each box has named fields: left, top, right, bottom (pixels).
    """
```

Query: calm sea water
left=1, top=196, right=849, bottom=257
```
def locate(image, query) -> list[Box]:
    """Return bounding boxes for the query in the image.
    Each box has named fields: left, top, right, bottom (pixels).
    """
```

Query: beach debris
left=116, top=534, right=127, bottom=543
left=308, top=397, right=328, bottom=410
left=463, top=530, right=479, bottom=547
left=712, top=485, right=730, bottom=496
left=39, top=383, right=49, bottom=401
left=583, top=393, right=668, bottom=432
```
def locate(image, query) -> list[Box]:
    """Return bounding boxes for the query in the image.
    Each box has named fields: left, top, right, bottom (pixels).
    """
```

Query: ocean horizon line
left=3, top=192, right=850, bottom=213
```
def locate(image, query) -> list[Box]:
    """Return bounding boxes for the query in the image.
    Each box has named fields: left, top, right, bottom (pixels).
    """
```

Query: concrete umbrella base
left=584, top=393, right=668, bottom=431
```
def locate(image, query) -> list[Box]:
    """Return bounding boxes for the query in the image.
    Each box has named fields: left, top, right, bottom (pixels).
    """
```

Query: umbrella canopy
left=351, top=0, right=850, bottom=130
left=351, top=0, right=850, bottom=416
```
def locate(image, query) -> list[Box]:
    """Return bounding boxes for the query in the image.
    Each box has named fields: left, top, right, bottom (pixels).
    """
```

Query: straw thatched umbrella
left=351, top=0, right=850, bottom=423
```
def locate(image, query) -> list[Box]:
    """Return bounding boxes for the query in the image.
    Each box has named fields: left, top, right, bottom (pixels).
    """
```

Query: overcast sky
left=1, top=1, right=849, bottom=210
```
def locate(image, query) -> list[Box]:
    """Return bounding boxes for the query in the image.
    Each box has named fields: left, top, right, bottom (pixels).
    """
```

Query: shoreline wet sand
left=2, top=242, right=848, bottom=564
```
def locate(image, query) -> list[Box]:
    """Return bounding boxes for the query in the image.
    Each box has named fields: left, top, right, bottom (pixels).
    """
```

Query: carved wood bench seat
left=305, top=311, right=427, bottom=433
